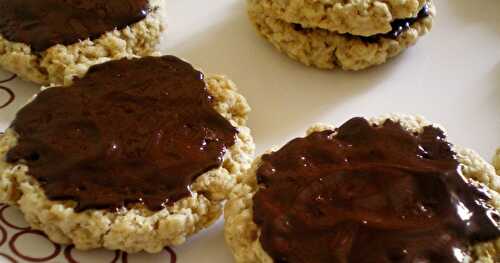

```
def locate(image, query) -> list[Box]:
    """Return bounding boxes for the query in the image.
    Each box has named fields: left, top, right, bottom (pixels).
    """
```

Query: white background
left=0, top=0, right=499, bottom=262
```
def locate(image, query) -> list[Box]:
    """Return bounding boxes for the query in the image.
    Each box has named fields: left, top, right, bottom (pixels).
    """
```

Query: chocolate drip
left=253, top=117, right=500, bottom=263
left=0, top=0, right=150, bottom=52
left=6, top=56, right=237, bottom=212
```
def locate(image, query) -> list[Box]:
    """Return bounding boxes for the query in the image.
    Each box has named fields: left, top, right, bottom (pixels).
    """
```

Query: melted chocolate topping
left=0, top=0, right=150, bottom=52
left=6, top=56, right=238, bottom=212
left=253, top=118, right=500, bottom=263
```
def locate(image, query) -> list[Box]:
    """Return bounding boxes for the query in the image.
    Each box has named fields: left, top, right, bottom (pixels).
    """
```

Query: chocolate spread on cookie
left=0, top=0, right=150, bottom=52
left=253, top=118, right=500, bottom=263
left=6, top=56, right=237, bottom=212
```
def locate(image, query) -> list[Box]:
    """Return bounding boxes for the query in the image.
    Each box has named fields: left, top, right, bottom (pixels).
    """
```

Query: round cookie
left=248, top=0, right=428, bottom=36
left=224, top=114, right=500, bottom=263
left=0, top=0, right=165, bottom=86
left=248, top=1, right=434, bottom=70
left=0, top=56, right=255, bottom=253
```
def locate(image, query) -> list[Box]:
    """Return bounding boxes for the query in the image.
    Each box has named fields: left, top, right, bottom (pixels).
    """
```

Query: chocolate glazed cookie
left=0, top=0, right=150, bottom=52
left=254, top=118, right=499, bottom=263
left=0, top=0, right=165, bottom=85
left=0, top=56, right=255, bottom=253
left=224, top=115, right=500, bottom=263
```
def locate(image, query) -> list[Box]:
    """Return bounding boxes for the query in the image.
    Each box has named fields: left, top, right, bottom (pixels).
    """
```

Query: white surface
left=0, top=0, right=499, bottom=262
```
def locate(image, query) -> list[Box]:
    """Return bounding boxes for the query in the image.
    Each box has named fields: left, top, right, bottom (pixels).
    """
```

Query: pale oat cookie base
left=0, top=74, right=255, bottom=253
left=248, top=0, right=434, bottom=71
left=224, top=114, right=500, bottom=263
left=248, top=0, right=428, bottom=36
left=0, top=0, right=165, bottom=86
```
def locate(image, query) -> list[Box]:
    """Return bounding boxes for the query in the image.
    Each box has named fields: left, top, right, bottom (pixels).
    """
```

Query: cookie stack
left=248, top=0, right=435, bottom=70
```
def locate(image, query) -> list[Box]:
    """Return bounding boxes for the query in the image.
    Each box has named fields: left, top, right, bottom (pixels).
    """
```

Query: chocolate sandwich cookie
left=224, top=114, right=500, bottom=263
left=249, top=0, right=428, bottom=36
left=0, top=0, right=165, bottom=86
left=248, top=0, right=435, bottom=70
left=0, top=56, right=255, bottom=253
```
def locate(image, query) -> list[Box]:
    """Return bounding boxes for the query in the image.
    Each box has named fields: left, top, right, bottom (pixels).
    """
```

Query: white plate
left=0, top=0, right=499, bottom=262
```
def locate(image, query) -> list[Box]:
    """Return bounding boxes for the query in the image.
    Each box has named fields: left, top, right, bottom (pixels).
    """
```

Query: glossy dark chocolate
left=7, top=56, right=237, bottom=212
left=253, top=117, right=500, bottom=263
left=0, top=0, right=150, bottom=52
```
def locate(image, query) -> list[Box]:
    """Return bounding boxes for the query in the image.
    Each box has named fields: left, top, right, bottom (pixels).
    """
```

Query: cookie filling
left=292, top=2, right=430, bottom=42
left=253, top=117, right=500, bottom=263
left=0, top=0, right=150, bottom=52
left=362, top=3, right=431, bottom=42
left=6, top=56, right=238, bottom=212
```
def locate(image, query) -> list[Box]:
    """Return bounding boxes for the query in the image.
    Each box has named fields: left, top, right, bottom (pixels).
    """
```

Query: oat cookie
left=0, top=0, right=165, bottom=86
left=248, top=1, right=434, bottom=70
left=224, top=114, right=500, bottom=263
left=0, top=57, right=255, bottom=253
left=248, top=0, right=428, bottom=36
